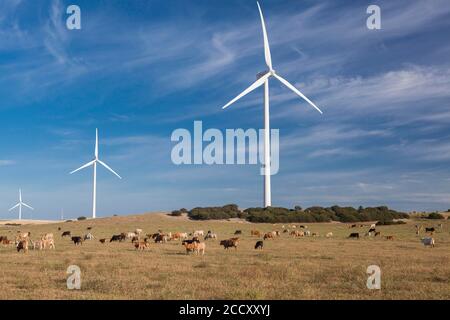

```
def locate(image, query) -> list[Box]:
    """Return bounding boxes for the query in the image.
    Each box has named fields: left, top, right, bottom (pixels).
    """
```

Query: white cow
left=84, top=233, right=95, bottom=240
left=193, top=230, right=204, bottom=237
left=126, top=232, right=137, bottom=239
left=421, top=237, right=435, bottom=248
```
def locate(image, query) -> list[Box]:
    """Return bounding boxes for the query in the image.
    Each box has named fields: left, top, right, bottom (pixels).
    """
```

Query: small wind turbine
left=70, top=128, right=122, bottom=219
left=222, top=2, right=323, bottom=207
left=9, top=189, right=34, bottom=220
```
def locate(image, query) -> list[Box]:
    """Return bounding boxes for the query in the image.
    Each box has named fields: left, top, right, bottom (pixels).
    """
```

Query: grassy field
left=0, top=213, right=448, bottom=300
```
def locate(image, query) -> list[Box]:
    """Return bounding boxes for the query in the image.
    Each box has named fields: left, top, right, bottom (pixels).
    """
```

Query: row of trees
left=171, top=204, right=410, bottom=223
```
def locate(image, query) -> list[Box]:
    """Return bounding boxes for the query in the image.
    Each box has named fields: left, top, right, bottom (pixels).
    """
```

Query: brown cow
left=263, top=232, right=274, bottom=240
left=220, top=238, right=239, bottom=250
left=385, top=235, right=395, bottom=240
left=16, top=240, right=28, bottom=253
left=134, top=240, right=149, bottom=250
left=250, top=230, right=261, bottom=237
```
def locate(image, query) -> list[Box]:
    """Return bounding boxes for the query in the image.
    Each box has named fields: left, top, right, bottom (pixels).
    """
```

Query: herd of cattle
left=0, top=222, right=443, bottom=254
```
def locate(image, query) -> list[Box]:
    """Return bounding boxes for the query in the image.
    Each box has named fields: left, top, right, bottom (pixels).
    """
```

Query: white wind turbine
left=9, top=189, right=34, bottom=220
left=222, top=1, right=323, bottom=207
left=70, top=129, right=122, bottom=219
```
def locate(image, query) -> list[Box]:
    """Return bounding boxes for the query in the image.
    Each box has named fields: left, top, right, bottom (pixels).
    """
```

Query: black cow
left=425, top=227, right=435, bottom=233
left=110, top=234, right=125, bottom=242
left=348, top=233, right=360, bottom=239
left=182, top=237, right=200, bottom=245
left=234, top=230, right=242, bottom=235
left=71, top=236, right=83, bottom=245
left=61, top=231, right=71, bottom=237
left=254, top=241, right=264, bottom=250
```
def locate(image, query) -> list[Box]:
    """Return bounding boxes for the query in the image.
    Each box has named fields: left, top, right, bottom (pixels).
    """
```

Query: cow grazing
left=421, top=237, right=435, bottom=248
left=171, top=232, right=188, bottom=241
left=110, top=234, right=126, bottom=242
left=385, top=235, right=395, bottom=240
left=204, top=233, right=217, bottom=240
left=135, top=228, right=143, bottom=236
left=304, top=230, right=311, bottom=237
left=16, top=240, right=28, bottom=253
left=254, top=241, right=263, bottom=250
left=134, top=241, right=149, bottom=250
left=250, top=230, right=261, bottom=237
left=234, top=230, right=242, bottom=235
left=263, top=232, right=274, bottom=240
left=84, top=233, right=94, bottom=240
left=193, top=230, right=204, bottom=237
left=126, top=232, right=137, bottom=239
left=220, top=238, right=239, bottom=250
left=154, top=234, right=169, bottom=243
left=350, top=224, right=357, bottom=228
left=326, top=232, right=333, bottom=238
left=291, top=230, right=304, bottom=238
left=61, top=231, right=71, bottom=237
left=311, top=232, right=319, bottom=237
left=183, top=241, right=205, bottom=255
left=182, top=237, right=200, bottom=245
left=99, top=238, right=106, bottom=244
left=348, top=233, right=359, bottom=239
left=71, top=236, right=83, bottom=245
left=425, top=227, right=435, bottom=233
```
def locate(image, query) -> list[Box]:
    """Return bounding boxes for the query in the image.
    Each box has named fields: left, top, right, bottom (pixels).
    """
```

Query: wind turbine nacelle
left=256, top=71, right=269, bottom=80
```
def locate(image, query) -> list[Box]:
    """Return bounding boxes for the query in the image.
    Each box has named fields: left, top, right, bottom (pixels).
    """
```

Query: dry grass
left=0, top=213, right=448, bottom=300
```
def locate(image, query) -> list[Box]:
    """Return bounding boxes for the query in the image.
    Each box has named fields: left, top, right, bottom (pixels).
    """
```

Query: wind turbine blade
left=257, top=1, right=272, bottom=70
left=70, top=160, right=95, bottom=174
left=95, top=128, right=99, bottom=159
left=9, top=203, right=20, bottom=211
left=222, top=73, right=270, bottom=109
left=273, top=73, right=323, bottom=114
left=19, top=189, right=22, bottom=202
left=22, top=203, right=34, bottom=210
left=97, top=159, right=122, bottom=179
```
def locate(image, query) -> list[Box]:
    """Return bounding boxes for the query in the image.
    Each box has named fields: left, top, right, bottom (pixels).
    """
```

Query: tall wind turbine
left=222, top=2, right=323, bottom=208
left=9, top=189, right=34, bottom=220
left=70, top=129, right=122, bottom=219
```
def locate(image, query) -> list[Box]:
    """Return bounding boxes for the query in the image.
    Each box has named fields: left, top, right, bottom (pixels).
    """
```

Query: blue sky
left=1, top=0, right=450, bottom=219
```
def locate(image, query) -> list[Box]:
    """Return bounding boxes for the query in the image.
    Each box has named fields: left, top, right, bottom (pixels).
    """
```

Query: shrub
left=426, top=212, right=445, bottom=220
left=182, top=204, right=408, bottom=223
left=376, top=220, right=407, bottom=225
left=169, top=210, right=182, bottom=216
left=77, top=216, right=87, bottom=221
left=188, top=204, right=243, bottom=220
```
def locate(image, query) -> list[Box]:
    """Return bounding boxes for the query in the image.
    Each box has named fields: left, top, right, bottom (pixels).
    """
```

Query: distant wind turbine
left=70, top=129, right=122, bottom=219
left=222, top=1, right=323, bottom=207
left=9, top=189, right=34, bottom=220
